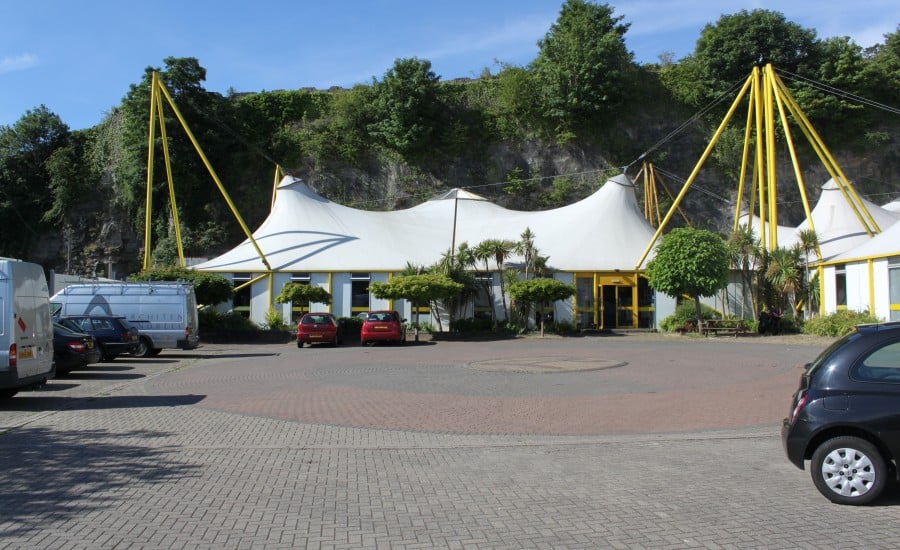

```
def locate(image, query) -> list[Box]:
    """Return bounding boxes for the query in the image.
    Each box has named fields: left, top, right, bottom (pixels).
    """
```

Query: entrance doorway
left=601, top=286, right=617, bottom=329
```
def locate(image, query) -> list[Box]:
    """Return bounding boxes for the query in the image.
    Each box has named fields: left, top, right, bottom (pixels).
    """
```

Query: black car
left=782, top=321, right=900, bottom=505
left=55, top=315, right=140, bottom=361
left=52, top=322, right=102, bottom=375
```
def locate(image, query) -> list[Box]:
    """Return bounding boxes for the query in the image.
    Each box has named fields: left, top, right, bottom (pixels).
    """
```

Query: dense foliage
left=802, top=310, right=882, bottom=337
left=0, top=3, right=897, bottom=280
left=128, top=265, right=233, bottom=306
left=275, top=283, right=333, bottom=308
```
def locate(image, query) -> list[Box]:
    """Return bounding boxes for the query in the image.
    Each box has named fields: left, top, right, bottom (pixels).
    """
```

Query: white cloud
left=418, top=14, right=553, bottom=63
left=0, top=53, right=38, bottom=74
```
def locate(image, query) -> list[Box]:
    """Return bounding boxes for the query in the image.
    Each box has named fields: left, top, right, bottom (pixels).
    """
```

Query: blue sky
left=2, top=0, right=897, bottom=130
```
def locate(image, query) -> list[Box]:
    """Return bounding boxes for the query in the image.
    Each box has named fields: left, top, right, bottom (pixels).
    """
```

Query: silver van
left=51, top=281, right=200, bottom=357
left=0, top=258, right=54, bottom=398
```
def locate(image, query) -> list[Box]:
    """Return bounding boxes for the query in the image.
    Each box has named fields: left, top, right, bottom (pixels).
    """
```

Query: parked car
left=52, top=322, right=101, bottom=375
left=360, top=310, right=406, bottom=346
left=55, top=315, right=140, bottom=361
left=782, top=321, right=900, bottom=505
left=296, top=312, right=341, bottom=348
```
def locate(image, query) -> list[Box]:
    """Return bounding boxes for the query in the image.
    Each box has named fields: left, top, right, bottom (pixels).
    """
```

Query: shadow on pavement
left=0, top=394, right=205, bottom=413
left=0, top=425, right=202, bottom=535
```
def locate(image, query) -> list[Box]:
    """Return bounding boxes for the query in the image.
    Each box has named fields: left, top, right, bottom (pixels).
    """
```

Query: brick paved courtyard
left=1, top=333, right=898, bottom=549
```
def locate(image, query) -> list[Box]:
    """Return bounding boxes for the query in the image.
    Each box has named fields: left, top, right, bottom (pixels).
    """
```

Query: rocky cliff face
left=39, top=128, right=899, bottom=279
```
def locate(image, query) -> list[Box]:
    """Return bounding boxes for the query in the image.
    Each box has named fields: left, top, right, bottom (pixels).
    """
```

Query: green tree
left=507, top=277, right=575, bottom=335
left=668, top=10, right=818, bottom=108
left=0, top=105, right=70, bottom=257
left=368, top=57, right=443, bottom=161
left=646, top=227, right=731, bottom=326
left=370, top=274, right=463, bottom=340
left=44, top=131, right=96, bottom=225
left=531, top=0, right=633, bottom=136
left=861, top=26, right=900, bottom=109
left=275, top=283, right=333, bottom=310
left=128, top=266, right=233, bottom=306
left=491, top=65, right=543, bottom=138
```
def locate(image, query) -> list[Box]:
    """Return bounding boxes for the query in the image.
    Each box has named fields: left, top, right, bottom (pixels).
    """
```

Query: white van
left=51, top=281, right=200, bottom=357
left=0, top=258, right=54, bottom=398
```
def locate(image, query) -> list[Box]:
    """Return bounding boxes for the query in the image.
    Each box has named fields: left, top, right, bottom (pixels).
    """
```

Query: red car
left=296, top=312, right=341, bottom=348
left=360, top=310, right=406, bottom=346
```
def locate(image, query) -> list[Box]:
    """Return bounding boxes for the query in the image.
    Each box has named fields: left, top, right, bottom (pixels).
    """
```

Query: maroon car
left=296, top=312, right=341, bottom=348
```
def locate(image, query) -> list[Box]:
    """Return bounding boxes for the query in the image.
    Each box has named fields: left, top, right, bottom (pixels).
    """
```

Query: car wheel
left=149, top=348, right=163, bottom=357
left=811, top=436, right=887, bottom=505
left=297, top=341, right=303, bottom=348
left=132, top=337, right=153, bottom=358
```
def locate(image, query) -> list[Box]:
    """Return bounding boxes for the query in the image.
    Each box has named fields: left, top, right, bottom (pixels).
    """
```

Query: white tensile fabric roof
left=882, top=198, right=900, bottom=213
left=737, top=178, right=900, bottom=262
left=796, top=178, right=900, bottom=261
left=192, top=173, right=658, bottom=273
left=832, top=215, right=900, bottom=262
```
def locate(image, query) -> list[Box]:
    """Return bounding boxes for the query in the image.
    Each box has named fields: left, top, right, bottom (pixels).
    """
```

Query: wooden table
left=701, top=319, right=749, bottom=337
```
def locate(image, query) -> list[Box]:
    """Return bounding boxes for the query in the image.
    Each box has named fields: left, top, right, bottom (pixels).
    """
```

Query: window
left=289, top=273, right=312, bottom=318
left=835, top=265, right=847, bottom=309
left=233, top=274, right=252, bottom=318
left=637, top=277, right=654, bottom=329
left=474, top=274, right=493, bottom=320
left=351, top=273, right=370, bottom=312
left=575, top=277, right=594, bottom=329
left=852, top=341, right=900, bottom=383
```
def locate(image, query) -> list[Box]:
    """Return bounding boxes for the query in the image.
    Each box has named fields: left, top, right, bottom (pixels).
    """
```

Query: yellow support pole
left=769, top=70, right=822, bottom=263
left=752, top=67, right=767, bottom=250
left=154, top=84, right=186, bottom=267
left=154, top=76, right=273, bottom=271
left=733, top=83, right=756, bottom=232
left=271, top=165, right=284, bottom=210
left=233, top=273, right=268, bottom=292
left=771, top=72, right=880, bottom=235
left=764, top=65, right=778, bottom=251
left=635, top=72, right=754, bottom=270
left=143, top=73, right=159, bottom=270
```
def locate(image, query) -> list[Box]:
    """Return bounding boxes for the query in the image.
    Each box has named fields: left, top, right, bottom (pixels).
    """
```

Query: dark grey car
left=782, top=321, right=900, bottom=505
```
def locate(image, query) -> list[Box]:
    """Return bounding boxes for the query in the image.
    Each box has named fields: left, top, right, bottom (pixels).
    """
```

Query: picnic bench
left=701, top=319, right=749, bottom=337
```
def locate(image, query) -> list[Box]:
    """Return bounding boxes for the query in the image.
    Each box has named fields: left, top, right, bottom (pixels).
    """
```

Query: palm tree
left=765, top=245, right=804, bottom=314
left=473, top=238, right=516, bottom=323
left=727, top=225, right=760, bottom=318
left=792, top=228, right=820, bottom=319
left=434, top=243, right=478, bottom=326
left=516, top=227, right=539, bottom=279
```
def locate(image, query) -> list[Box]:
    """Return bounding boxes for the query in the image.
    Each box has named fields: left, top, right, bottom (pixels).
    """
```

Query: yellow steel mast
left=143, top=72, right=272, bottom=273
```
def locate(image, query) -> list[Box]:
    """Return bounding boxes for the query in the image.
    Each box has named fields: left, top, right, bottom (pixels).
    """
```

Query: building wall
left=225, top=270, right=668, bottom=330
left=844, top=258, right=890, bottom=319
